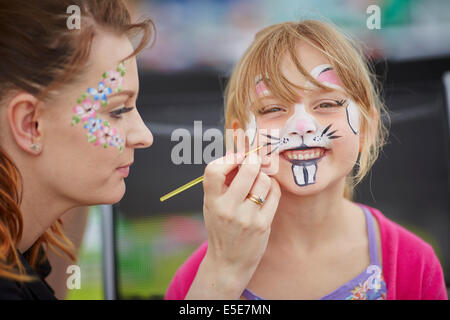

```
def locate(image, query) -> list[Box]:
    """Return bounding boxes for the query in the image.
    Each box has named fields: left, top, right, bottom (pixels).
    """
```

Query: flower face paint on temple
left=71, top=62, right=126, bottom=153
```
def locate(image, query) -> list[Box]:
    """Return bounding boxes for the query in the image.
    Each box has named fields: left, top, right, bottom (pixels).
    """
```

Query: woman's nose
left=295, top=118, right=316, bottom=135
left=127, top=113, right=154, bottom=149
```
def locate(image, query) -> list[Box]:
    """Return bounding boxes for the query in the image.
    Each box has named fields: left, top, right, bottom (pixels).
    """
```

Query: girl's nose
left=295, top=118, right=315, bottom=135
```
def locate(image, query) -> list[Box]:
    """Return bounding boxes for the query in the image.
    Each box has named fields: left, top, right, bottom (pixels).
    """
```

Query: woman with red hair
left=0, top=0, right=154, bottom=299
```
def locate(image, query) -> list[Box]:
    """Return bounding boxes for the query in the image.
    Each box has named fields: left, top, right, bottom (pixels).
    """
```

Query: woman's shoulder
left=359, top=203, right=447, bottom=299
left=165, top=241, right=208, bottom=300
left=0, top=275, right=27, bottom=300
left=0, top=249, right=56, bottom=300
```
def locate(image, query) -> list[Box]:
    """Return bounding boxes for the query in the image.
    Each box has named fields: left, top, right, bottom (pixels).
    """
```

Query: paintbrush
left=160, top=145, right=264, bottom=202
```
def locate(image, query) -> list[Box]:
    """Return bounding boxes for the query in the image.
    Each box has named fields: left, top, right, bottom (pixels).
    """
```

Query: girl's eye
left=109, top=105, right=134, bottom=119
left=258, top=105, right=285, bottom=114
left=315, top=99, right=346, bottom=110
left=318, top=102, right=334, bottom=108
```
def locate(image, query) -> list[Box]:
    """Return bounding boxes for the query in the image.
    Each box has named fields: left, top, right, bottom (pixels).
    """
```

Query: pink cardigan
left=165, top=205, right=448, bottom=300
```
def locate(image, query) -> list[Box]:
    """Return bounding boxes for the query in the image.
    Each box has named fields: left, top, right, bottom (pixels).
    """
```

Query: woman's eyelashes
left=109, top=104, right=135, bottom=119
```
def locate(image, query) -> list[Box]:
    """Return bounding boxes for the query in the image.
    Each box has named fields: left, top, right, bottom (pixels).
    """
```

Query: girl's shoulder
left=359, top=203, right=447, bottom=299
left=359, top=203, right=435, bottom=255
left=165, top=205, right=447, bottom=300
left=165, top=241, right=208, bottom=300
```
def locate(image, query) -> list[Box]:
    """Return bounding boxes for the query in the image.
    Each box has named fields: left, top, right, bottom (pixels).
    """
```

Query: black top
left=0, top=249, right=56, bottom=300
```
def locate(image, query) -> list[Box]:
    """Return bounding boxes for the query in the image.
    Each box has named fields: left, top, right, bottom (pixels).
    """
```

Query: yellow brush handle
left=160, top=145, right=263, bottom=202
left=159, top=176, right=205, bottom=202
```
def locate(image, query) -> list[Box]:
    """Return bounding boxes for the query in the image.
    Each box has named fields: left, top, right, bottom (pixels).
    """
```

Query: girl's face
left=252, top=41, right=361, bottom=196
left=37, top=31, right=153, bottom=205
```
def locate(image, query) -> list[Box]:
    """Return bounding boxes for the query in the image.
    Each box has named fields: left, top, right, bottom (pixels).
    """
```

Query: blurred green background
left=66, top=206, right=206, bottom=300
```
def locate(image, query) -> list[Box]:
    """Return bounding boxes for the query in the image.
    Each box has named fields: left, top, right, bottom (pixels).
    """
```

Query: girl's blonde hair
left=224, top=20, right=389, bottom=200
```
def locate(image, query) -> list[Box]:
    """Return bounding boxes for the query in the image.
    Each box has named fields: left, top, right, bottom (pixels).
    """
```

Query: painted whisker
left=321, top=124, right=332, bottom=137
left=327, top=130, right=338, bottom=137
left=261, top=133, right=280, bottom=141
left=266, top=144, right=280, bottom=156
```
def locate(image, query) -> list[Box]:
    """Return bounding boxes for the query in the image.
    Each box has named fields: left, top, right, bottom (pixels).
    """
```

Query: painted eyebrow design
left=318, top=66, right=333, bottom=76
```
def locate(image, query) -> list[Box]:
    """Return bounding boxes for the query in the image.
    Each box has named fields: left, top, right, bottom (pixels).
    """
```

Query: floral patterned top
left=241, top=206, right=387, bottom=300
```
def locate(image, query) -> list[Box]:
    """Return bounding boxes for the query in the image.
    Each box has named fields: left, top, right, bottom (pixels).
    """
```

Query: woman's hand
left=185, top=151, right=281, bottom=299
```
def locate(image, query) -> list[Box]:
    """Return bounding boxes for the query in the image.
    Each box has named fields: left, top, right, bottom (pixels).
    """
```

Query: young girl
left=0, top=0, right=154, bottom=299
left=165, top=20, right=447, bottom=300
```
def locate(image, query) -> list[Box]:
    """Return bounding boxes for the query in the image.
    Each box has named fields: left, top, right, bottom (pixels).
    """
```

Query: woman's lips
left=116, top=164, right=132, bottom=177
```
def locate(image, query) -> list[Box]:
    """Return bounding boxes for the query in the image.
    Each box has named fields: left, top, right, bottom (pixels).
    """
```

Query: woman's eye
left=109, top=105, right=134, bottom=119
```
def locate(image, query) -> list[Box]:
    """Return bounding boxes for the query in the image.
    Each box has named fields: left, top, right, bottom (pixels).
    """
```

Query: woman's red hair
left=0, top=0, right=155, bottom=281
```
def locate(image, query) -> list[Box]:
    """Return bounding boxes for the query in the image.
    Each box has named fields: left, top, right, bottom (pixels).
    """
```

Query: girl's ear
left=231, top=119, right=240, bottom=131
left=230, top=118, right=249, bottom=154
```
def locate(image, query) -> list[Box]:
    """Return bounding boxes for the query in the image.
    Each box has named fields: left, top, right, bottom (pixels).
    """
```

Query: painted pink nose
left=296, top=119, right=315, bottom=135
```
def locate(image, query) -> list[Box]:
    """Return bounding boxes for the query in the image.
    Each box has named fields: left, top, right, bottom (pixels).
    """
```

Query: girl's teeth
left=286, top=148, right=324, bottom=160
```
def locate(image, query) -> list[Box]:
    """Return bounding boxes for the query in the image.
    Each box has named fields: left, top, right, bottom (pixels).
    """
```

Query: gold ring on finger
left=247, top=194, right=265, bottom=206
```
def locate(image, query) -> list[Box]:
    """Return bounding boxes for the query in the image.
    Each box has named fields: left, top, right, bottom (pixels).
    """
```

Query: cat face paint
left=263, top=103, right=341, bottom=187
left=309, top=64, right=360, bottom=135
left=261, top=65, right=355, bottom=187
left=246, top=112, right=258, bottom=147
left=255, top=76, right=270, bottom=97
left=244, top=76, right=269, bottom=147
left=71, top=63, right=126, bottom=153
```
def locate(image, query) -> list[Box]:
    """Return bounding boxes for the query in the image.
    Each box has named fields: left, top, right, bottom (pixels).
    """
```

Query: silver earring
left=31, top=143, right=41, bottom=152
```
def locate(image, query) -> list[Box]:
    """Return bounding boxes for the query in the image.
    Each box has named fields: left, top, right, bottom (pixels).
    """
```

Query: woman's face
left=37, top=31, right=153, bottom=205
left=252, top=41, right=362, bottom=196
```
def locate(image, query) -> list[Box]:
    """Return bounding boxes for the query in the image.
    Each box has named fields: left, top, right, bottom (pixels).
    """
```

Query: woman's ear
left=7, top=92, right=43, bottom=155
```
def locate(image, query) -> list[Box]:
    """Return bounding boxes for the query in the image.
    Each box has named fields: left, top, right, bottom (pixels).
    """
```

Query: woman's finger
left=259, top=178, right=281, bottom=223
left=225, top=152, right=261, bottom=203
left=243, top=171, right=272, bottom=209
left=203, top=151, right=245, bottom=198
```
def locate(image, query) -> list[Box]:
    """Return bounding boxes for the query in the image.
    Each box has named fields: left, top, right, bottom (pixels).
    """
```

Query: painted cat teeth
left=292, top=163, right=317, bottom=186
left=284, top=148, right=324, bottom=161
